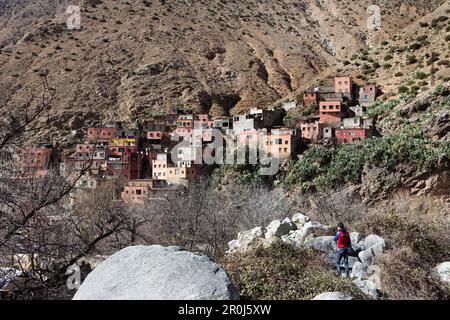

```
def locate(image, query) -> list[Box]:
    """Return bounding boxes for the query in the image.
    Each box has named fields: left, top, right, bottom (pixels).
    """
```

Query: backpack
left=337, top=231, right=350, bottom=248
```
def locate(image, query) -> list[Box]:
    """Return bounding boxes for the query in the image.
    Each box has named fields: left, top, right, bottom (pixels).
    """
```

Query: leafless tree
left=140, top=179, right=296, bottom=258
left=0, top=75, right=142, bottom=299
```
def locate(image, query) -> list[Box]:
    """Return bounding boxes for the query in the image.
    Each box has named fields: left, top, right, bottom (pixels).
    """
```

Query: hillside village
left=19, top=75, right=381, bottom=204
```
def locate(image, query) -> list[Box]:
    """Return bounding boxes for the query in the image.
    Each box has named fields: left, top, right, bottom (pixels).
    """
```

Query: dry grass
left=222, top=242, right=366, bottom=300
left=377, top=247, right=450, bottom=300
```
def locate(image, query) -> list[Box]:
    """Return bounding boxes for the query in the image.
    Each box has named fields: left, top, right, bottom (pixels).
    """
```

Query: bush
left=223, top=242, right=366, bottom=300
left=434, top=84, right=447, bottom=96
left=394, top=72, right=404, bottom=77
left=414, top=71, right=428, bottom=79
left=377, top=247, right=450, bottom=300
left=406, top=55, right=418, bottom=65
left=398, top=86, right=409, bottom=94
left=283, top=128, right=450, bottom=192
left=409, top=43, right=422, bottom=51
left=384, top=54, right=393, bottom=61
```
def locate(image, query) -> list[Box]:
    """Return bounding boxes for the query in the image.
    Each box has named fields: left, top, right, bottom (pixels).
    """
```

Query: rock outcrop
left=73, top=245, right=239, bottom=300
left=227, top=213, right=388, bottom=299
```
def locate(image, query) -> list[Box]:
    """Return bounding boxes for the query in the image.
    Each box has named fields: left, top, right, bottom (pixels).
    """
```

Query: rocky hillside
left=305, top=0, right=450, bottom=100
left=224, top=212, right=450, bottom=300
left=0, top=0, right=445, bottom=144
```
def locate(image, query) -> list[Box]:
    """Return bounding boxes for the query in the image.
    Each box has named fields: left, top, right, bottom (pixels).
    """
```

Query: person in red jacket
left=334, top=222, right=352, bottom=278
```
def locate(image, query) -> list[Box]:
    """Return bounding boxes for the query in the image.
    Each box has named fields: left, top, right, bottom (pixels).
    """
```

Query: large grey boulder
left=350, top=232, right=365, bottom=252
left=303, top=236, right=336, bottom=253
left=312, top=292, right=355, bottom=300
left=351, top=261, right=368, bottom=279
left=73, top=245, right=239, bottom=300
left=434, top=262, right=450, bottom=285
left=358, top=243, right=385, bottom=266
left=363, top=235, right=388, bottom=251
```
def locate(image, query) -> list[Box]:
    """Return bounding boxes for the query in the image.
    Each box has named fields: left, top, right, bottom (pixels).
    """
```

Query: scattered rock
left=312, top=292, right=355, bottom=300
left=73, top=245, right=239, bottom=300
left=434, top=262, right=450, bottom=285
left=265, top=218, right=296, bottom=239
left=227, top=227, right=266, bottom=253
left=281, top=230, right=305, bottom=249
left=350, top=232, right=365, bottom=251
left=353, top=279, right=381, bottom=300
left=358, top=243, right=385, bottom=266
left=291, top=212, right=310, bottom=228
left=363, top=235, right=388, bottom=250
left=351, top=261, right=368, bottom=279
left=303, top=236, right=336, bottom=253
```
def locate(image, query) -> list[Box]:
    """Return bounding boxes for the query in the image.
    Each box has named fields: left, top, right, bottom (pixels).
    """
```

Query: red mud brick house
left=166, top=162, right=197, bottom=184
left=109, top=138, right=139, bottom=152
left=147, top=130, right=170, bottom=149
left=335, top=76, right=353, bottom=99
left=174, top=114, right=195, bottom=141
left=319, top=100, right=344, bottom=125
left=197, top=114, right=214, bottom=128
left=152, top=153, right=169, bottom=180
left=121, top=180, right=156, bottom=204
left=300, top=121, right=323, bottom=142
left=106, top=147, right=142, bottom=180
left=70, top=144, right=107, bottom=172
left=21, top=145, right=57, bottom=177
left=86, top=127, right=116, bottom=142
left=303, top=91, right=320, bottom=107
left=261, top=128, right=301, bottom=159
left=358, top=85, right=378, bottom=106
left=335, top=127, right=373, bottom=144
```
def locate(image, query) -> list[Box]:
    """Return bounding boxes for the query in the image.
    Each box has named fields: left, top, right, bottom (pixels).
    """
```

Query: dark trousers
left=336, top=248, right=349, bottom=277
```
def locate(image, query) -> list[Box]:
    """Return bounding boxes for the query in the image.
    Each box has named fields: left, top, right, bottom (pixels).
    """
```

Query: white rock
left=353, top=279, right=381, bottom=300
left=73, top=245, right=239, bottom=300
left=434, top=262, right=450, bottom=284
left=358, top=243, right=385, bottom=266
left=303, top=236, right=336, bottom=253
left=363, top=235, right=388, bottom=251
left=281, top=230, right=304, bottom=248
left=350, top=232, right=365, bottom=251
left=265, top=219, right=296, bottom=239
left=291, top=213, right=310, bottom=228
left=227, top=240, right=240, bottom=254
left=312, top=292, right=355, bottom=300
left=351, top=261, right=368, bottom=279
left=234, top=226, right=266, bottom=252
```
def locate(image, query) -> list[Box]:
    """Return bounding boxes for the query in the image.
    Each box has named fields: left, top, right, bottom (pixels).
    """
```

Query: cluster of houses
left=18, top=75, right=380, bottom=204
left=300, top=76, right=379, bottom=144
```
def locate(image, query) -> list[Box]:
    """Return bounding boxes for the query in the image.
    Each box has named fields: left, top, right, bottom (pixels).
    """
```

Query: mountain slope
left=0, top=0, right=445, bottom=144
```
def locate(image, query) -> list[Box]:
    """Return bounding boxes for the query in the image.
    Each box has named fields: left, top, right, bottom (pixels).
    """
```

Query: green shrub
left=406, top=55, right=418, bottom=65
left=409, top=43, right=422, bottom=51
left=394, top=72, right=404, bottom=77
left=384, top=54, right=393, bottom=61
left=413, top=71, right=427, bottom=79
left=398, top=86, right=409, bottom=94
left=283, top=128, right=450, bottom=192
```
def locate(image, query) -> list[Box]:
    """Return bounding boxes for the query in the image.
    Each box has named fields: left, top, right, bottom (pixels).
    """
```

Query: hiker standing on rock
left=334, top=222, right=351, bottom=279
